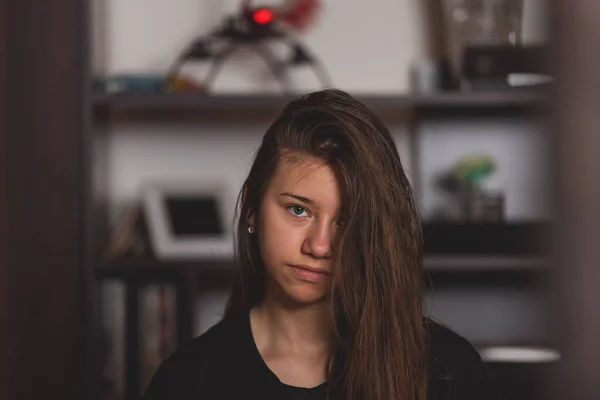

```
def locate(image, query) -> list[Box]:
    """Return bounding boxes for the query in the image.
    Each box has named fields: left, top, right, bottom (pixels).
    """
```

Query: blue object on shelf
left=95, top=74, right=167, bottom=94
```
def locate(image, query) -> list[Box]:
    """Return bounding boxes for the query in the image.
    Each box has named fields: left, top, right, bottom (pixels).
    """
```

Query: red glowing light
left=253, top=8, right=274, bottom=25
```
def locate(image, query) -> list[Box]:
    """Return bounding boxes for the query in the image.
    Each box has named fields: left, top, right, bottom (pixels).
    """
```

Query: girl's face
left=253, top=152, right=343, bottom=306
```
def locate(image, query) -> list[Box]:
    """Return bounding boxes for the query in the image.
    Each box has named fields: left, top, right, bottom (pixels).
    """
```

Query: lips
left=289, top=264, right=331, bottom=283
left=292, top=265, right=330, bottom=275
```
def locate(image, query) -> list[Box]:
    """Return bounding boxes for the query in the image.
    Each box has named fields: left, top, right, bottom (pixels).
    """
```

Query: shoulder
left=425, top=319, right=499, bottom=400
left=426, top=318, right=483, bottom=373
left=166, top=312, right=245, bottom=366
left=142, top=313, right=247, bottom=400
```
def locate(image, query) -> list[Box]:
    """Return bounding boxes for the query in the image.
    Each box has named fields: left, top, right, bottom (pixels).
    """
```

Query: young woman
left=143, top=89, right=496, bottom=400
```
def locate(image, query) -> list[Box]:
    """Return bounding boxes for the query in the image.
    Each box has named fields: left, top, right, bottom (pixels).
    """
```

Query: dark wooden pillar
left=548, top=1, right=600, bottom=399
left=2, top=1, right=91, bottom=399
left=1, top=0, right=8, bottom=397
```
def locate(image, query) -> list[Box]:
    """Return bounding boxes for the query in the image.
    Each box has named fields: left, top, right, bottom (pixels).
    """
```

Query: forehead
left=268, top=152, right=341, bottom=210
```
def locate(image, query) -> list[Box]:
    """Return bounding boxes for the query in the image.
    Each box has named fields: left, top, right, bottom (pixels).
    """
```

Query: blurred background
left=2, top=1, right=599, bottom=399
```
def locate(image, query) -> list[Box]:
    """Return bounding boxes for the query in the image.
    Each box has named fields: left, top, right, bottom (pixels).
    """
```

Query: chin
left=285, top=286, right=329, bottom=306
left=272, top=279, right=330, bottom=307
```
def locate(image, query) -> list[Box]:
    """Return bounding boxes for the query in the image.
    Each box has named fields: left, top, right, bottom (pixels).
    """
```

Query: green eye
left=288, top=205, right=308, bottom=217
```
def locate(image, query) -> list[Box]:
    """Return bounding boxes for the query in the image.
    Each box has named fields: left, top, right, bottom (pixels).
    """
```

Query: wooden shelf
left=412, top=90, right=543, bottom=109
left=423, top=255, right=548, bottom=272
left=92, top=90, right=543, bottom=114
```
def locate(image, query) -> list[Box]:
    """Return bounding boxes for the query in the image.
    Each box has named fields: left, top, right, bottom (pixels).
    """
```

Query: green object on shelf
left=451, top=154, right=496, bottom=187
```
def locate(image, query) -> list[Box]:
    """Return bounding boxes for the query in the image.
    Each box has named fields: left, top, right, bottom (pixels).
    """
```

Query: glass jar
left=442, top=0, right=524, bottom=84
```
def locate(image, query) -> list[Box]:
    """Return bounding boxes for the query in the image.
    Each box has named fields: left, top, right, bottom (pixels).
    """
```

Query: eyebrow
left=280, top=192, right=314, bottom=206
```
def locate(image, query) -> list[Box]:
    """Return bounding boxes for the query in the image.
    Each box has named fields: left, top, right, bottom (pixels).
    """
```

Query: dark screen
left=165, top=197, right=223, bottom=237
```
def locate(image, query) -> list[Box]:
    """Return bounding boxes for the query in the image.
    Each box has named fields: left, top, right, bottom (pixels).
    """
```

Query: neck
left=253, top=295, right=333, bottom=356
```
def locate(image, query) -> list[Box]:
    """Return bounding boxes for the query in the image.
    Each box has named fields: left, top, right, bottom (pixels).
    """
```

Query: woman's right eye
left=287, top=205, right=309, bottom=218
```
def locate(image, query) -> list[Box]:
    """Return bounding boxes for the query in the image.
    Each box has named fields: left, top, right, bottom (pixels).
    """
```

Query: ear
left=248, top=209, right=255, bottom=227
left=242, top=184, right=255, bottom=226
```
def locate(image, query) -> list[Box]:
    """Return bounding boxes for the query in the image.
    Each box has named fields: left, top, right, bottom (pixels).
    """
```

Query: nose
left=301, top=221, right=333, bottom=259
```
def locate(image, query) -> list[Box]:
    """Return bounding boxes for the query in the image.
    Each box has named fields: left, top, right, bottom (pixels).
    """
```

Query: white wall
left=93, top=0, right=551, bottom=343
left=424, top=286, right=545, bottom=345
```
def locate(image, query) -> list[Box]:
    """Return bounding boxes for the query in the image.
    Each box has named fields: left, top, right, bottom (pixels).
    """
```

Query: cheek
left=258, top=210, right=304, bottom=264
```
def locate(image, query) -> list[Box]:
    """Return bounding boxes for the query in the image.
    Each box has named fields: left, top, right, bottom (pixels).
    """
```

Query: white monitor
left=142, top=180, right=234, bottom=260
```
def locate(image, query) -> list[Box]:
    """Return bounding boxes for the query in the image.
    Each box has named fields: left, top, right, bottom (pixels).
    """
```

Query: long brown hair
left=224, top=89, right=427, bottom=400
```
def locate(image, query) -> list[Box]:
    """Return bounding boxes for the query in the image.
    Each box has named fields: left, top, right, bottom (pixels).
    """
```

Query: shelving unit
left=6, top=3, right=557, bottom=400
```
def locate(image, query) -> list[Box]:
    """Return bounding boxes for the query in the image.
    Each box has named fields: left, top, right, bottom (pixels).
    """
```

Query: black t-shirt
left=280, top=381, right=327, bottom=400
left=142, top=311, right=497, bottom=400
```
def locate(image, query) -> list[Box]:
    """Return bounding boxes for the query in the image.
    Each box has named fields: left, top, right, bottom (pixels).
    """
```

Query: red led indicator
left=253, top=8, right=274, bottom=25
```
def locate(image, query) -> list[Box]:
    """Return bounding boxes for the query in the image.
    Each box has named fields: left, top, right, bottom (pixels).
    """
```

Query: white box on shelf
left=142, top=180, right=234, bottom=260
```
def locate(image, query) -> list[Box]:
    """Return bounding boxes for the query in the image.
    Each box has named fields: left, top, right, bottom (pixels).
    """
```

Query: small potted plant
left=440, top=154, right=504, bottom=222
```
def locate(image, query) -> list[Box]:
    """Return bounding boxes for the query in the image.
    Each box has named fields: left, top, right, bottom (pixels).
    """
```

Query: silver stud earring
left=248, top=226, right=255, bottom=234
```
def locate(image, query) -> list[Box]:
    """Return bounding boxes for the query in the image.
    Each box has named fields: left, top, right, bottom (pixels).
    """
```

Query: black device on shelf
left=463, top=45, right=551, bottom=90
left=422, top=221, right=551, bottom=256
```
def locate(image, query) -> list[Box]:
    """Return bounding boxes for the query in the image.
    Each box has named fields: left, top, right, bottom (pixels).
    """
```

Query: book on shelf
left=99, top=281, right=126, bottom=400
left=139, top=283, right=178, bottom=395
